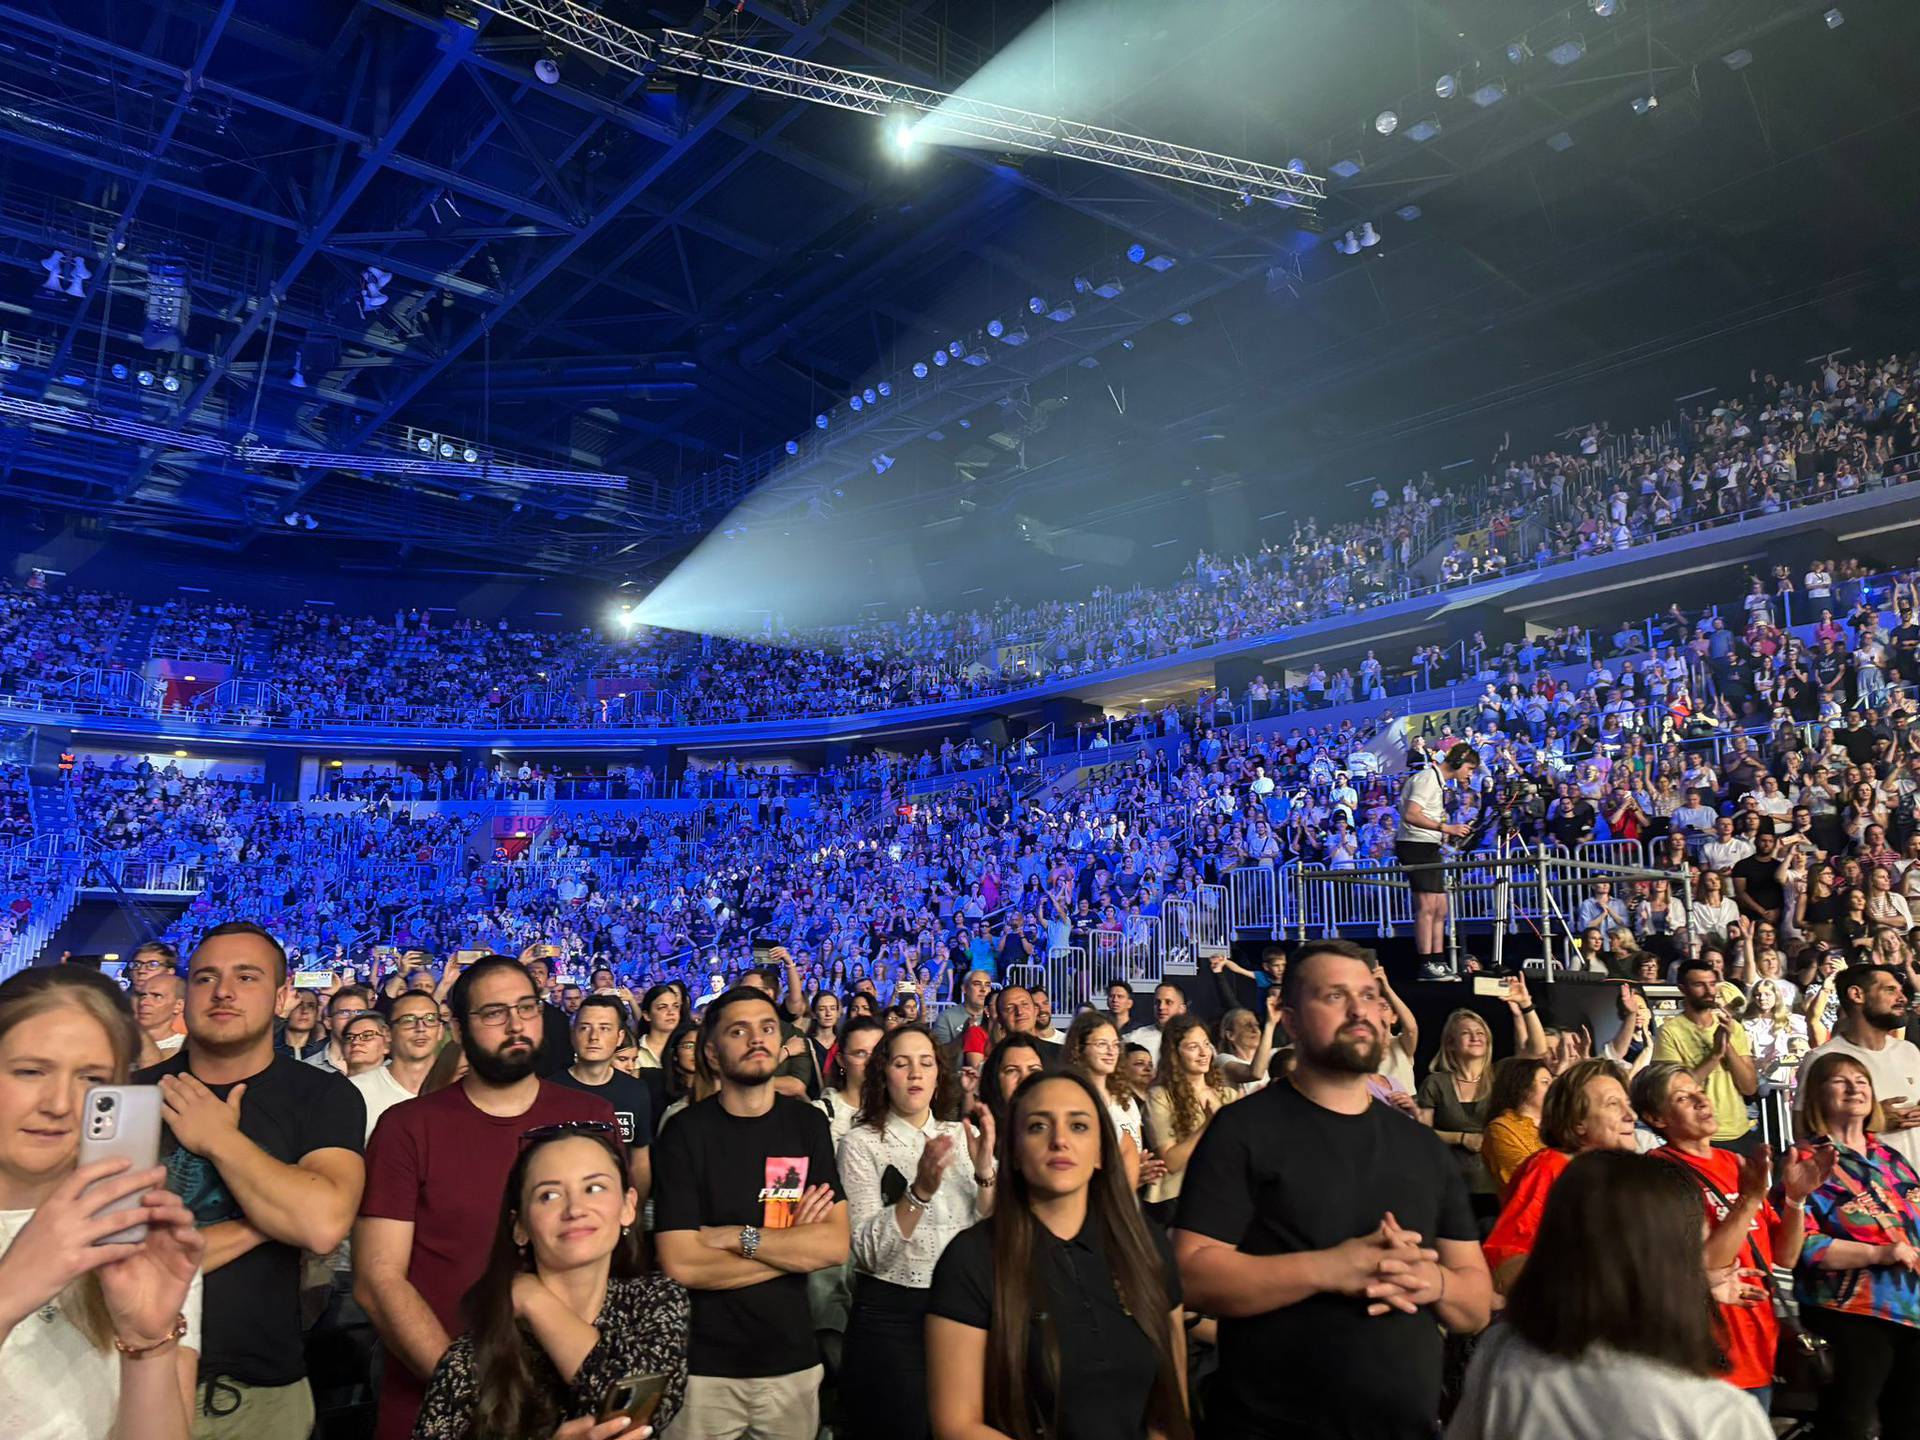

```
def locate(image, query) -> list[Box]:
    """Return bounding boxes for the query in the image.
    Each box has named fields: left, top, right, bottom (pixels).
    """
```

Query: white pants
left=662, top=1365, right=822, bottom=1440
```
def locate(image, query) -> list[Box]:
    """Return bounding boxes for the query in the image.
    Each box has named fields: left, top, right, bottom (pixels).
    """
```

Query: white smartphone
left=76, top=1086, right=165, bottom=1245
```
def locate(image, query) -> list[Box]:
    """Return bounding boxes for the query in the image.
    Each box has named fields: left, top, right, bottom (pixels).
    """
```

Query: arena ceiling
left=0, top=0, right=1913, bottom=597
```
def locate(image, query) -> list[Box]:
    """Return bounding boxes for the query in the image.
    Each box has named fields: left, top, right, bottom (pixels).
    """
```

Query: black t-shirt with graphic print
left=135, top=1050, right=365, bottom=1386
left=651, top=1094, right=842, bottom=1378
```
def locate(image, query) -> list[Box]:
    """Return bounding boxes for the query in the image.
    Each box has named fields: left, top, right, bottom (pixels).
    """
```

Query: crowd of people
left=0, top=346, right=1910, bottom=737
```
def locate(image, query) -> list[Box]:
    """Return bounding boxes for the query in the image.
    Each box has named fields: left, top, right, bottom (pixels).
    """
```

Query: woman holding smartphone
left=0, top=966, right=205, bottom=1440
left=413, top=1123, right=689, bottom=1440
left=926, top=1069, right=1190, bottom=1440
left=837, top=1024, right=994, bottom=1440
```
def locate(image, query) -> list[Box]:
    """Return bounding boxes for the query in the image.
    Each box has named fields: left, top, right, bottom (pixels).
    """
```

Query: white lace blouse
left=837, top=1113, right=985, bottom=1290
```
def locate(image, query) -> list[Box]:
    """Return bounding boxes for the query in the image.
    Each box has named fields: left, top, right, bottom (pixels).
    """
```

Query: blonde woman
left=0, top=967, right=204, bottom=1440
left=1741, top=979, right=1808, bottom=1100
left=1143, top=1014, right=1237, bottom=1219
left=1418, top=1009, right=1500, bottom=1217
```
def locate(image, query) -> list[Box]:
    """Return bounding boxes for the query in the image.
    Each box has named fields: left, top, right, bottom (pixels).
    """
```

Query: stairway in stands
left=28, top=778, right=75, bottom=837
left=108, top=610, right=161, bottom=670
left=234, top=623, right=278, bottom=679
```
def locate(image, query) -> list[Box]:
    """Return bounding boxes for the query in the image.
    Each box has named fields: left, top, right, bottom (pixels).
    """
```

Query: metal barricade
left=1228, top=865, right=1278, bottom=935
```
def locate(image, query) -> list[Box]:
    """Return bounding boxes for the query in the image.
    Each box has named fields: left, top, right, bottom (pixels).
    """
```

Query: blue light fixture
left=110, top=363, right=128, bottom=381
left=913, top=361, right=929, bottom=379
left=850, top=395, right=864, bottom=411
left=932, top=350, right=950, bottom=368
left=877, top=380, right=892, bottom=397
left=1028, top=296, right=1047, bottom=315
left=785, top=439, right=800, bottom=455
left=987, top=319, right=1005, bottom=338
left=816, top=413, right=830, bottom=429
left=1126, top=243, right=1148, bottom=264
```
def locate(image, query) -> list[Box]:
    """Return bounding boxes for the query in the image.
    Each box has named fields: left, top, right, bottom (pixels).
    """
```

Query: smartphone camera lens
left=97, top=1094, right=115, bottom=1112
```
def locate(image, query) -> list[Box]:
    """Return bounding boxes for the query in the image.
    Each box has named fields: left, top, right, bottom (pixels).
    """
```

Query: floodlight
left=1435, top=74, right=1457, bottom=99
left=1374, top=110, right=1398, bottom=135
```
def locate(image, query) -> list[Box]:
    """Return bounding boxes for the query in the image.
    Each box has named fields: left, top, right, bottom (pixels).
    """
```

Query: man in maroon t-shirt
left=354, top=955, right=614, bottom=1440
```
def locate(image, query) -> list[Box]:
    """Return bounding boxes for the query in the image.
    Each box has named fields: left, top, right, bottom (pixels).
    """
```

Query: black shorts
left=1397, top=839, right=1446, bottom=894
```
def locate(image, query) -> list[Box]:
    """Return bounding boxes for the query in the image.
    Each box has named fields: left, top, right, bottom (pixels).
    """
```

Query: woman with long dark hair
left=412, top=1125, right=688, bottom=1440
left=1143, top=1013, right=1237, bottom=1217
left=655, top=1023, right=711, bottom=1131
left=1449, top=1151, right=1770, bottom=1439
left=836, top=1024, right=995, bottom=1440
left=632, top=985, right=681, bottom=1071
left=980, top=1034, right=1047, bottom=1133
left=819, top=1015, right=886, bottom=1148
left=927, top=1070, right=1191, bottom=1440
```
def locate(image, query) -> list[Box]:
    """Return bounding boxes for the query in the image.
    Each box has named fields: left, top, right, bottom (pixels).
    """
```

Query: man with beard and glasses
left=353, top=955, right=615, bottom=1440
left=1797, top=964, right=1920, bottom=1171
left=1172, top=939, right=1491, bottom=1440
left=135, top=921, right=367, bottom=1440
left=1652, top=957, right=1761, bottom=1156
left=655, top=987, right=848, bottom=1440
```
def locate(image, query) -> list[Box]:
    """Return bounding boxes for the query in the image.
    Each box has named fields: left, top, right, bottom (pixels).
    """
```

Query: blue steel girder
left=281, top=0, right=870, bottom=521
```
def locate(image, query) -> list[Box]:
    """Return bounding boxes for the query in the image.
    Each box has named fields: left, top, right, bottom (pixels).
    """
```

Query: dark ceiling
left=0, top=0, right=1913, bottom=608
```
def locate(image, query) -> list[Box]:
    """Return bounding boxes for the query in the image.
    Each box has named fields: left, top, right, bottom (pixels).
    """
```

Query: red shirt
left=359, top=1079, right=616, bottom=1440
left=1482, top=1147, right=1570, bottom=1275
left=1655, top=1145, right=1781, bottom=1391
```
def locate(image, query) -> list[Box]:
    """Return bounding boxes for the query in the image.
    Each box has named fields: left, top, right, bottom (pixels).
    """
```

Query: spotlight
left=987, top=319, right=1005, bottom=338
left=1406, top=117, right=1442, bottom=142
left=357, top=265, right=392, bottom=316
left=1093, top=277, right=1126, bottom=299
left=1506, top=41, right=1532, bottom=63
left=1359, top=222, right=1380, bottom=248
left=1823, top=6, right=1843, bottom=26
left=933, top=350, right=949, bottom=368
left=1144, top=255, right=1177, bottom=272
left=41, top=249, right=65, bottom=292
left=1435, top=73, right=1457, bottom=99
left=1169, top=312, right=1193, bottom=326
left=1028, top=296, right=1047, bottom=315
left=888, top=117, right=917, bottom=156
left=1335, top=230, right=1362, bottom=256
left=136, top=370, right=155, bottom=387
left=1126, top=243, right=1148, bottom=264
left=302, top=514, right=318, bottom=530
left=947, top=340, right=965, bottom=358
left=1546, top=130, right=1575, bottom=151
left=1073, top=276, right=1092, bottom=295
left=1047, top=303, right=1076, bottom=323
left=416, top=435, right=434, bottom=453
left=1631, top=93, right=1658, bottom=114
left=1329, top=157, right=1363, bottom=179
left=862, top=387, right=877, bottom=404
left=913, top=361, right=929, bottom=379
left=1374, top=110, right=1398, bottom=135
left=849, top=395, right=864, bottom=411
left=439, top=441, right=456, bottom=458
left=1395, top=204, right=1423, bottom=221
left=1722, top=48, right=1754, bottom=69
left=872, top=453, right=895, bottom=475
left=462, top=447, right=479, bottom=463
left=110, top=363, right=128, bottom=381
left=996, top=327, right=1029, bottom=346
left=161, top=374, right=181, bottom=392
left=1286, top=157, right=1308, bottom=173
left=283, top=512, right=299, bottom=527
left=785, top=439, right=800, bottom=455
left=878, top=380, right=893, bottom=397
left=1471, top=80, right=1507, bottom=106
left=1547, top=37, right=1586, bottom=65
left=815, top=413, right=829, bottom=428
left=1590, top=0, right=1616, bottom=15
left=534, top=54, right=561, bottom=84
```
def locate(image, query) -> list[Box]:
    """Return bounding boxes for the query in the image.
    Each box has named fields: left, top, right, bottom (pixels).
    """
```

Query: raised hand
left=1780, top=1142, right=1836, bottom=1203
left=0, top=1161, right=187, bottom=1332
left=1735, top=1148, right=1772, bottom=1207
left=962, top=1106, right=996, bottom=1177
left=913, top=1133, right=956, bottom=1201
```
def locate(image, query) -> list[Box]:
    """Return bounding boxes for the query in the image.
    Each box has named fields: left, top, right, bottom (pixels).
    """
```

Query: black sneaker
left=1419, top=960, right=1458, bottom=981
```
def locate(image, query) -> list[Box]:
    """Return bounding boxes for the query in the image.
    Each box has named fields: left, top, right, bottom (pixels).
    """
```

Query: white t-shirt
left=1796, top=1032, right=1920, bottom=1172
left=350, top=1064, right=419, bottom=1142
left=1448, top=1328, right=1770, bottom=1440
left=0, top=1210, right=204, bottom=1440
left=1398, top=764, right=1448, bottom=844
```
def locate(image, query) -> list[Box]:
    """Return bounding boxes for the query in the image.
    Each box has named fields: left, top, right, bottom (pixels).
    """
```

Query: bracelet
left=114, top=1313, right=187, bottom=1358
left=1518, top=1004, right=1536, bottom=1015
left=974, top=1170, right=996, bottom=1187
left=1435, top=1266, right=1448, bottom=1305
left=903, top=1185, right=933, bottom=1211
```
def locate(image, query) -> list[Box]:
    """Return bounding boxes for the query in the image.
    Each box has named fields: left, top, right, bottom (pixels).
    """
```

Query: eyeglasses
left=344, top=1029, right=388, bottom=1045
left=520, top=1119, right=621, bottom=1150
left=469, top=997, right=542, bottom=1027
left=392, top=1014, right=444, bottom=1032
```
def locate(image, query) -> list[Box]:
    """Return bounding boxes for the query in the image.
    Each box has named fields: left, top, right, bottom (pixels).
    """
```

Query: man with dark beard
left=1796, top=964, right=1920, bottom=1172
left=353, top=955, right=615, bottom=1440
left=655, top=987, right=848, bottom=1440
left=1172, top=940, right=1492, bottom=1439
